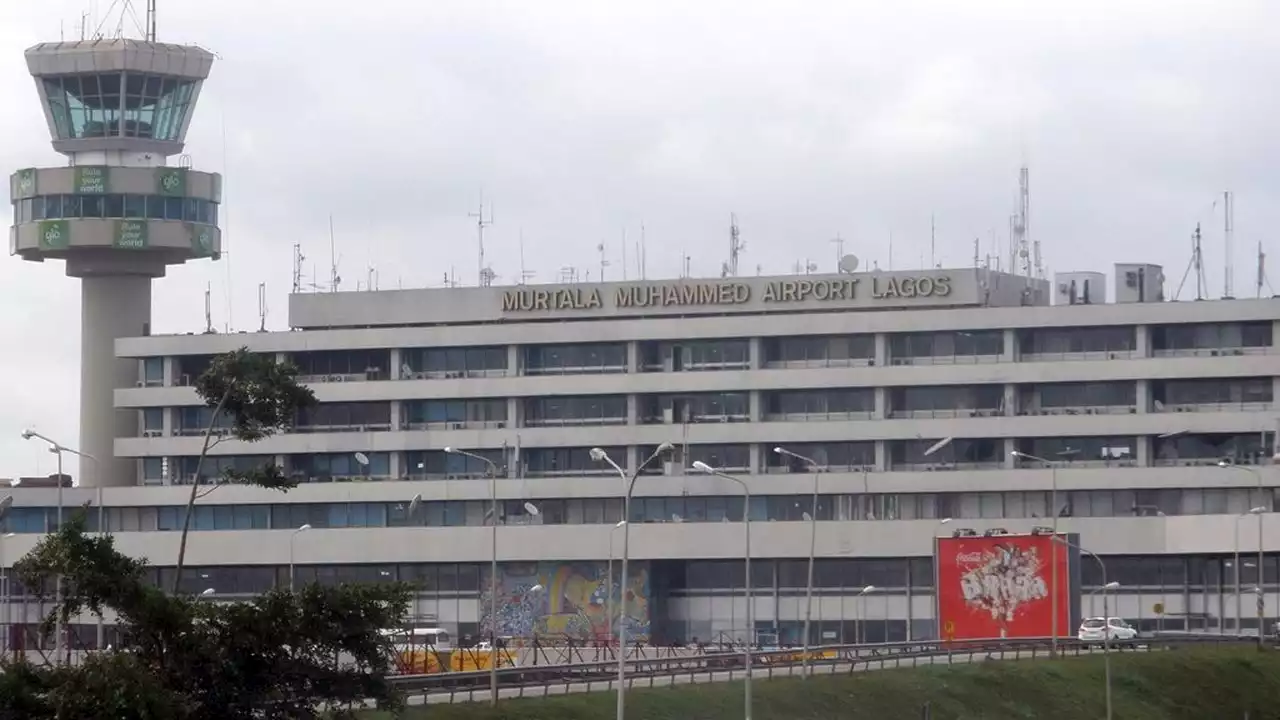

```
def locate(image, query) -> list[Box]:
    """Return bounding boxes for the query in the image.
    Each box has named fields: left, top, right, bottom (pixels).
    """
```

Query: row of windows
left=13, top=194, right=217, bottom=225
left=43, top=72, right=195, bottom=142
left=12, top=486, right=1277, bottom=536
left=4, top=554, right=1278, bottom=599
left=146, top=322, right=1276, bottom=386
left=139, top=377, right=1277, bottom=435
left=137, top=433, right=1275, bottom=482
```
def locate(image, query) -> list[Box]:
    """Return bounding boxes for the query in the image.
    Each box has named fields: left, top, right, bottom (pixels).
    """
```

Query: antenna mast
left=831, top=234, right=845, bottom=270
left=469, top=195, right=494, bottom=286
left=1223, top=190, right=1235, bottom=298
left=724, top=213, right=743, bottom=277
left=204, top=283, right=213, bottom=333
left=1023, top=166, right=1041, bottom=278
left=328, top=215, right=341, bottom=292
left=291, top=242, right=304, bottom=293
left=257, top=282, right=268, bottom=332
left=930, top=215, right=937, bottom=268
left=146, top=0, right=157, bottom=41
left=517, top=230, right=535, bottom=284
left=597, top=243, right=610, bottom=282
left=1175, top=223, right=1208, bottom=300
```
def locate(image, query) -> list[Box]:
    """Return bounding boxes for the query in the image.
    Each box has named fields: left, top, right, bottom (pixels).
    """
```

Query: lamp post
left=0, top=497, right=13, bottom=661
left=590, top=443, right=673, bottom=720
left=1218, top=460, right=1271, bottom=648
left=21, top=430, right=94, bottom=666
left=443, top=446, right=504, bottom=706
left=1057, top=536, right=1114, bottom=720
left=854, top=585, right=877, bottom=645
left=198, top=587, right=216, bottom=601
left=1011, top=449, right=1077, bottom=656
left=691, top=460, right=753, bottom=720
left=772, top=446, right=822, bottom=678
left=288, top=523, right=311, bottom=591
left=1232, top=507, right=1267, bottom=634
left=607, top=520, right=626, bottom=644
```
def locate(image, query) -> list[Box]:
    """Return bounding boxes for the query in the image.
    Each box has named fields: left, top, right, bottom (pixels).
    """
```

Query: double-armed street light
left=771, top=446, right=823, bottom=678
left=590, top=442, right=673, bottom=720
left=1009, top=448, right=1078, bottom=655
left=1217, top=459, right=1274, bottom=647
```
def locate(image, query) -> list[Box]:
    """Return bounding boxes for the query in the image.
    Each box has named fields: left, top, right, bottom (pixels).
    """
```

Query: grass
left=361, top=647, right=1280, bottom=720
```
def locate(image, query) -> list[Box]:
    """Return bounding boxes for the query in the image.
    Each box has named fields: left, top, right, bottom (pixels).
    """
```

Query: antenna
left=1175, top=223, right=1208, bottom=300
left=1022, top=166, right=1041, bottom=278
left=1223, top=190, right=1235, bottom=298
left=640, top=223, right=648, bottom=280
left=517, top=230, right=535, bottom=285
left=620, top=229, right=628, bottom=281
left=831, top=234, right=845, bottom=270
left=203, top=283, right=213, bottom=333
left=469, top=194, right=494, bottom=286
left=146, top=0, right=156, bottom=41
left=931, top=216, right=940, bottom=268
left=973, top=237, right=980, bottom=268
left=328, top=215, right=341, bottom=292
left=257, top=282, right=268, bottom=332
left=291, top=242, right=304, bottom=293
left=598, top=242, right=610, bottom=282
left=725, top=213, right=743, bottom=277
left=888, top=230, right=894, bottom=271
left=1257, top=241, right=1273, bottom=298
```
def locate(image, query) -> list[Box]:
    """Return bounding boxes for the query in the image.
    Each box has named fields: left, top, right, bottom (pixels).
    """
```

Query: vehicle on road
left=1078, top=617, right=1138, bottom=645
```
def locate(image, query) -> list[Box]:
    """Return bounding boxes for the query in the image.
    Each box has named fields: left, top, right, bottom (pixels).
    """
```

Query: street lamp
left=1058, top=536, right=1114, bottom=720
left=1218, top=460, right=1271, bottom=647
left=854, top=585, right=877, bottom=645
left=772, top=445, right=823, bottom=678
left=289, top=524, right=311, bottom=591
left=443, top=446, right=504, bottom=706
left=606, top=520, right=626, bottom=644
left=592, top=443, right=674, bottom=720
left=691, top=460, right=753, bottom=720
left=1231, top=506, right=1267, bottom=633
left=21, top=430, right=94, bottom=665
left=1010, top=448, right=1077, bottom=655
left=198, top=587, right=216, bottom=600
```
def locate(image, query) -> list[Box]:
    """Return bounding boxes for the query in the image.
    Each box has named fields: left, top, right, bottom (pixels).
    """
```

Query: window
left=765, top=389, right=874, bottom=419
left=765, top=442, right=874, bottom=472
left=639, top=393, right=750, bottom=423
left=639, top=340, right=750, bottom=371
left=1152, top=322, right=1272, bottom=354
left=525, top=395, right=627, bottom=426
left=892, top=438, right=1001, bottom=468
left=404, top=399, right=508, bottom=428
left=524, top=447, right=622, bottom=476
left=402, top=346, right=508, bottom=379
left=292, top=350, right=391, bottom=381
left=524, top=343, right=626, bottom=374
left=406, top=449, right=505, bottom=479
left=141, top=357, right=164, bottom=386
left=1152, top=378, right=1273, bottom=409
left=1023, top=381, right=1136, bottom=411
left=1015, top=436, right=1137, bottom=467
left=1019, top=326, right=1135, bottom=356
left=175, top=355, right=213, bottom=385
left=890, top=385, right=1003, bottom=417
left=288, top=453, right=391, bottom=481
left=889, top=330, right=1002, bottom=363
left=762, top=335, right=875, bottom=366
left=141, top=408, right=163, bottom=434
left=296, top=402, right=392, bottom=431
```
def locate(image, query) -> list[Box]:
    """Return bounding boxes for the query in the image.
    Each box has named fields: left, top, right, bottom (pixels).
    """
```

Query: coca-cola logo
left=954, top=552, right=986, bottom=564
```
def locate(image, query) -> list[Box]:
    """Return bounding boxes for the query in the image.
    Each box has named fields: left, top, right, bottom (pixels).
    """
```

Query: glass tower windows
left=42, top=72, right=195, bottom=141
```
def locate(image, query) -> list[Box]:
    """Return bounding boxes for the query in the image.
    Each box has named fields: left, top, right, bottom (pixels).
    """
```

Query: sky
left=0, top=0, right=1277, bottom=478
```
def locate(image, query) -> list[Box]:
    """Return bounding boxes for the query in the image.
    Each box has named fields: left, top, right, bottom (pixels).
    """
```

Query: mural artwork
left=479, top=561, right=650, bottom=641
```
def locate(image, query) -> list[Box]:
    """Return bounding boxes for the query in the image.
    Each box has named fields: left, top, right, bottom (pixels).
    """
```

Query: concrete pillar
left=1003, top=384, right=1017, bottom=416
left=79, top=274, right=152, bottom=487
left=1135, top=324, right=1151, bottom=358
left=1136, top=380, right=1151, bottom=413
left=1003, top=439, right=1017, bottom=469
left=875, top=388, right=889, bottom=419
left=506, top=398, right=520, bottom=428
left=874, top=333, right=889, bottom=366
left=1137, top=436, right=1151, bottom=467
left=507, top=345, right=520, bottom=376
left=875, top=440, right=889, bottom=472
left=162, top=356, right=175, bottom=386
left=749, top=337, right=763, bottom=370
left=1002, top=328, right=1017, bottom=362
left=749, top=391, right=763, bottom=421
left=389, top=348, right=403, bottom=379
left=627, top=395, right=638, bottom=425
left=626, top=341, right=639, bottom=373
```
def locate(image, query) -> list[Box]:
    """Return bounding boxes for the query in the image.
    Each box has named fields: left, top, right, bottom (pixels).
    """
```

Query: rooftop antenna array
left=93, top=0, right=146, bottom=40
left=517, top=230, right=535, bottom=285
left=1223, top=190, right=1235, bottom=299
left=831, top=234, right=845, bottom=271
left=203, top=283, right=214, bottom=334
left=722, top=214, right=744, bottom=278
left=1256, top=241, right=1273, bottom=298
left=597, top=243, right=610, bottom=282
left=291, top=242, right=304, bottom=293
left=327, top=215, right=341, bottom=292
left=469, top=195, right=495, bottom=287
left=558, top=266, right=579, bottom=284
left=930, top=215, right=937, bottom=268
left=1175, top=223, right=1208, bottom=301
left=837, top=254, right=860, bottom=275
left=257, top=282, right=268, bottom=332
left=1009, top=166, right=1034, bottom=276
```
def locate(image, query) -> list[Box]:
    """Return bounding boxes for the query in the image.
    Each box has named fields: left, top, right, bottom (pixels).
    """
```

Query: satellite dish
left=354, top=452, right=370, bottom=466
left=838, top=254, right=860, bottom=274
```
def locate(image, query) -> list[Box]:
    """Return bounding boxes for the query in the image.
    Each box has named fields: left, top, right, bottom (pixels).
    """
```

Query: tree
left=173, top=347, right=317, bottom=590
left=0, top=515, right=410, bottom=719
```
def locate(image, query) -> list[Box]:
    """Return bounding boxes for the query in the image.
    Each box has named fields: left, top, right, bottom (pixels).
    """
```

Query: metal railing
left=387, top=633, right=1262, bottom=705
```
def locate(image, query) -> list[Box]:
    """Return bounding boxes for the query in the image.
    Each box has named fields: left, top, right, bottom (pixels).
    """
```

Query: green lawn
left=363, top=647, right=1280, bottom=719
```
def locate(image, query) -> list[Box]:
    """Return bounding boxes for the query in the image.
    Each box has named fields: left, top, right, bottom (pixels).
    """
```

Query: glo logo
left=158, top=168, right=186, bottom=196
left=38, top=220, right=69, bottom=250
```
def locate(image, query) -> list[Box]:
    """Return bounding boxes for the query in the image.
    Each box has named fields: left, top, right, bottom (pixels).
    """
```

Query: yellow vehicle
left=383, top=628, right=517, bottom=674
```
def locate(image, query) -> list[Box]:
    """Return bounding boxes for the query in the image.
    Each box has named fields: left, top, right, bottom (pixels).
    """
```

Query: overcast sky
left=0, top=0, right=1276, bottom=478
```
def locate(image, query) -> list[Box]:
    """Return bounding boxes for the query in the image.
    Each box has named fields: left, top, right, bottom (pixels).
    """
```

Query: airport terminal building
left=6, top=261, right=1280, bottom=647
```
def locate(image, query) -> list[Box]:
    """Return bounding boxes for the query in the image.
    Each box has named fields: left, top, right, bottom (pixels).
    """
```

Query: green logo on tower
left=189, top=224, right=217, bottom=258
left=74, top=166, right=109, bottom=194
left=15, top=168, right=37, bottom=198
left=38, top=219, right=70, bottom=250
left=114, top=220, right=149, bottom=249
left=157, top=167, right=187, bottom=197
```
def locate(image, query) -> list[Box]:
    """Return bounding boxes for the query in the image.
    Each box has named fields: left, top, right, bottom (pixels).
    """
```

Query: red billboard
left=935, top=533, right=1076, bottom=640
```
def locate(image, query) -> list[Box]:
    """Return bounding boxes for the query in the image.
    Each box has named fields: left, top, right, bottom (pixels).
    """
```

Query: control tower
left=8, top=39, right=221, bottom=487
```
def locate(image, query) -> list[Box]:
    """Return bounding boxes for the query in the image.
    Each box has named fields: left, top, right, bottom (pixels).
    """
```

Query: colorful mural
left=480, top=561, right=650, bottom=641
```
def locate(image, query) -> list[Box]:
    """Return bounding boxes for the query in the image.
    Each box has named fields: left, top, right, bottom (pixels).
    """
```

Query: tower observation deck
left=8, top=39, right=222, bottom=487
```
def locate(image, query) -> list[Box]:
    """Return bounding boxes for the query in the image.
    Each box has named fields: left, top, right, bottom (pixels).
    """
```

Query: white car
left=1078, top=617, right=1138, bottom=644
